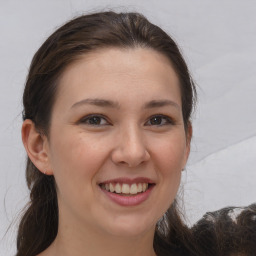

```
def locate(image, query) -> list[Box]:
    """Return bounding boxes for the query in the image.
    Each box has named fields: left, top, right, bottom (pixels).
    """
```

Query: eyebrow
left=144, top=99, right=180, bottom=109
left=71, top=98, right=120, bottom=109
left=71, top=98, right=180, bottom=110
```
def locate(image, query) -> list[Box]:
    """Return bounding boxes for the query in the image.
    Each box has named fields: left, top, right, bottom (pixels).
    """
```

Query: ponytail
left=154, top=200, right=199, bottom=256
left=16, top=158, right=58, bottom=256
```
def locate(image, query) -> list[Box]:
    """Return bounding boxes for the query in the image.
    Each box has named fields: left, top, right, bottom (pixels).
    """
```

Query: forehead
left=55, top=47, right=181, bottom=109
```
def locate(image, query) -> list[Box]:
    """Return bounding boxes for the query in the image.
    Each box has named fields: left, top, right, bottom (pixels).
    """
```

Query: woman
left=18, top=11, right=198, bottom=256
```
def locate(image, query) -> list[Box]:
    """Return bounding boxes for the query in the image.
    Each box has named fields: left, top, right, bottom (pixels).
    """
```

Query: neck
left=42, top=214, right=157, bottom=256
left=53, top=231, right=156, bottom=256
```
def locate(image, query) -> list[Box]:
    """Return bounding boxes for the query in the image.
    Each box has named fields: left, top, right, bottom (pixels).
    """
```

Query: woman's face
left=46, top=47, right=191, bottom=237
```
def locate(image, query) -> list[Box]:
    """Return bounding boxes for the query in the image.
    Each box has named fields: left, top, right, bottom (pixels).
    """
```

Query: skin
left=22, top=47, right=192, bottom=256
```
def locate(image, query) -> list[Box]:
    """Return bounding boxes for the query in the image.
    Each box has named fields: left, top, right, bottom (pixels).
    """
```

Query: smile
left=100, top=182, right=149, bottom=195
left=99, top=178, right=155, bottom=206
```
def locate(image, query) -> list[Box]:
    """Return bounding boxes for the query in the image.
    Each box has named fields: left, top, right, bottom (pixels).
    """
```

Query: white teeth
left=137, top=183, right=143, bottom=193
left=122, top=184, right=130, bottom=194
left=115, top=183, right=122, bottom=194
left=130, top=184, right=138, bottom=194
left=109, top=183, right=115, bottom=193
left=102, top=182, right=150, bottom=195
left=142, top=183, right=148, bottom=192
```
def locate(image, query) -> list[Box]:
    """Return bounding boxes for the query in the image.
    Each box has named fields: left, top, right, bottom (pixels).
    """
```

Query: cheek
left=48, top=131, right=108, bottom=193
left=48, top=131, right=111, bottom=215
left=51, top=131, right=103, bottom=169
left=152, top=132, right=187, bottom=175
left=163, top=137, right=186, bottom=188
left=150, top=133, right=187, bottom=208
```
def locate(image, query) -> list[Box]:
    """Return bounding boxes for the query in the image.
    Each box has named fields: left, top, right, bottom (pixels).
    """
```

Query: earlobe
left=21, top=119, right=53, bottom=175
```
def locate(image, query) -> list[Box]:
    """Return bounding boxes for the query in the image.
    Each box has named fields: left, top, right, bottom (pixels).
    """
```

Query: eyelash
left=145, top=114, right=175, bottom=126
left=79, top=114, right=175, bottom=127
left=80, top=114, right=110, bottom=126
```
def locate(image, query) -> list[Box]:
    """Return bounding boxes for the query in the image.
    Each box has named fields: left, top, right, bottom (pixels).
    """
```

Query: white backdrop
left=0, top=1, right=255, bottom=255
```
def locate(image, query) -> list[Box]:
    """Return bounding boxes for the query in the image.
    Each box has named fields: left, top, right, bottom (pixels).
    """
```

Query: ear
left=21, top=119, right=53, bottom=175
left=184, top=122, right=193, bottom=165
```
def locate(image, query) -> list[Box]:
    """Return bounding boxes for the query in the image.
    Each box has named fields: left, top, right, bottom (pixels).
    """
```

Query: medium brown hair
left=18, top=11, right=197, bottom=256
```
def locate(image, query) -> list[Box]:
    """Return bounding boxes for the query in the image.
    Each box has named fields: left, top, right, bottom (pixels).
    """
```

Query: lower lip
left=100, top=185, right=154, bottom=206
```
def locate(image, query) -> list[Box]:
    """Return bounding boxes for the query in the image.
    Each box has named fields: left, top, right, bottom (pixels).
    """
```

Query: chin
left=104, top=215, right=157, bottom=238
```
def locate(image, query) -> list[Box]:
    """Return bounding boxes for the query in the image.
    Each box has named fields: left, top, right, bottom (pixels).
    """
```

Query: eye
left=145, top=115, right=174, bottom=126
left=80, top=115, right=110, bottom=126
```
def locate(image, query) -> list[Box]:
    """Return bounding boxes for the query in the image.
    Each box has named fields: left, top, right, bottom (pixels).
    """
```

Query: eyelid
left=79, top=114, right=111, bottom=126
left=145, top=114, right=175, bottom=126
left=77, top=113, right=175, bottom=127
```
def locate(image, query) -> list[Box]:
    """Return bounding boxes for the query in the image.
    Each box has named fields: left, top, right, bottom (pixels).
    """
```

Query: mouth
left=98, top=178, right=155, bottom=206
left=99, top=182, right=154, bottom=196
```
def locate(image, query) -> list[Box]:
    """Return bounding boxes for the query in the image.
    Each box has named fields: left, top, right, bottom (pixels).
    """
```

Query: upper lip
left=99, top=177, right=155, bottom=185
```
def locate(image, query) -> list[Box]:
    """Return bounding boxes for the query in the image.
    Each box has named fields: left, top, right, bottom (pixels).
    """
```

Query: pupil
left=89, top=117, right=101, bottom=125
left=151, top=116, right=161, bottom=125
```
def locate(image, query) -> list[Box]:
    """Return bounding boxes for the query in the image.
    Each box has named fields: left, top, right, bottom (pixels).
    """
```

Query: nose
left=111, top=125, right=150, bottom=168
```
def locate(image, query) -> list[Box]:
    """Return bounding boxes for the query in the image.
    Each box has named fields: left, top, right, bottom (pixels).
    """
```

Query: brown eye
left=145, top=115, right=173, bottom=126
left=81, top=115, right=109, bottom=126
left=150, top=116, right=162, bottom=125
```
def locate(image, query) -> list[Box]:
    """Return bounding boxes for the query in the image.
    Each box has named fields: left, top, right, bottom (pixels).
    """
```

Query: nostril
left=111, top=145, right=150, bottom=167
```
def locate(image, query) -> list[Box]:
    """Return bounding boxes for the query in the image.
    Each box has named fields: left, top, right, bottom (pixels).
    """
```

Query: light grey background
left=1, top=1, right=256, bottom=255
